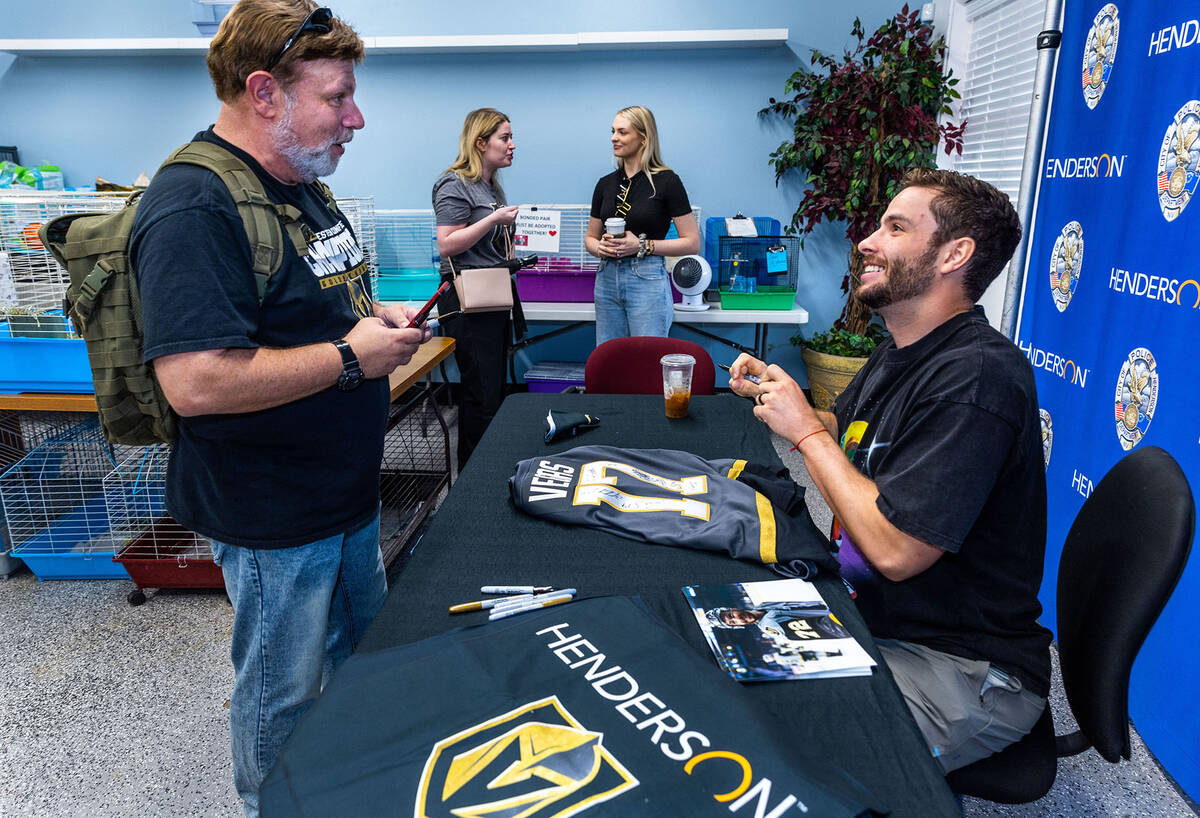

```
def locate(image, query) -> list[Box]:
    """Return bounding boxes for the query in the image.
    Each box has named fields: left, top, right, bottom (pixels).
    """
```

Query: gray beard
left=272, top=98, right=343, bottom=183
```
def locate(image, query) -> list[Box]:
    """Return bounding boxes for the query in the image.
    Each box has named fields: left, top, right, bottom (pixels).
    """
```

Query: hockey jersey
left=509, top=446, right=837, bottom=577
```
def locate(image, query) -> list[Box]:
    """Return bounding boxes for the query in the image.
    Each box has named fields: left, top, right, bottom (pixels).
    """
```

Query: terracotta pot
left=801, top=347, right=868, bottom=411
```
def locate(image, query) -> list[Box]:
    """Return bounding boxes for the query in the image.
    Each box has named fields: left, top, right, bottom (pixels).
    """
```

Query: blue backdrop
left=1016, top=1, right=1199, bottom=798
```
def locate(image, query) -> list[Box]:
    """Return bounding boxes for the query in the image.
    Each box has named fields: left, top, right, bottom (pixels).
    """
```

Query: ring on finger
left=755, top=393, right=765, bottom=406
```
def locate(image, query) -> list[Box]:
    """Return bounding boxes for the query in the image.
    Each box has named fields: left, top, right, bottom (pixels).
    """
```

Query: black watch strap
left=331, top=338, right=364, bottom=391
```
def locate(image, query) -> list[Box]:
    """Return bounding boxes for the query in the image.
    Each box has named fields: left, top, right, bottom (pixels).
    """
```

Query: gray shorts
left=876, top=638, right=1047, bottom=773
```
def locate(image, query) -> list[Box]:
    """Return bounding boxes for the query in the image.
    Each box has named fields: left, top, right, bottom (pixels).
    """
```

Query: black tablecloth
left=357, top=393, right=959, bottom=817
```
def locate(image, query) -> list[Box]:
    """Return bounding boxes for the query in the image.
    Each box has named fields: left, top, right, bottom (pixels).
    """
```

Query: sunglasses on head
left=265, top=6, right=333, bottom=72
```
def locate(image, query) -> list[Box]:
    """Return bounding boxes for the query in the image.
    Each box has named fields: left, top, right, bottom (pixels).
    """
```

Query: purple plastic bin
left=516, top=258, right=596, bottom=302
left=524, top=361, right=585, bottom=393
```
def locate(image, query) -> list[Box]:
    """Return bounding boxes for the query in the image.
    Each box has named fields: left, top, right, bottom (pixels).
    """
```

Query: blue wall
left=1, top=0, right=902, bottom=375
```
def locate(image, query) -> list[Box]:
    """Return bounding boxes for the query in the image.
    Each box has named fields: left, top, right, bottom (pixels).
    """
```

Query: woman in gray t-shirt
left=433, top=108, right=520, bottom=467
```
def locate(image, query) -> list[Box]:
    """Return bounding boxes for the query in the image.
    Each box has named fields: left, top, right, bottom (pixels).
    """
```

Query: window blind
left=950, top=0, right=1048, bottom=206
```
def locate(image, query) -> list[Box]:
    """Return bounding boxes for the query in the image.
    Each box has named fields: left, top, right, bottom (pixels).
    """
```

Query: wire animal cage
left=0, top=414, right=133, bottom=579
left=0, top=189, right=376, bottom=318
left=334, top=194, right=378, bottom=293
left=715, top=234, right=802, bottom=310
left=0, top=189, right=377, bottom=392
left=0, top=190, right=126, bottom=322
left=107, top=444, right=222, bottom=605
left=514, top=205, right=702, bottom=302
left=378, top=388, right=452, bottom=567
left=0, top=409, right=72, bottom=577
left=374, top=209, right=439, bottom=301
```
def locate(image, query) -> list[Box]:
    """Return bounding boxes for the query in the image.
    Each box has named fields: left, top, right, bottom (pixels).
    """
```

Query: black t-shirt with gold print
left=590, top=168, right=691, bottom=240
left=131, top=128, right=388, bottom=549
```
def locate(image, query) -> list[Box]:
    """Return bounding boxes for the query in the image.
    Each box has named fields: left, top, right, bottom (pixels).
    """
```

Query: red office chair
left=584, top=337, right=716, bottom=395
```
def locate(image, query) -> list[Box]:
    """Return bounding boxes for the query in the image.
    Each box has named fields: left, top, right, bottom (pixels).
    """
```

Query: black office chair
left=946, top=445, right=1194, bottom=803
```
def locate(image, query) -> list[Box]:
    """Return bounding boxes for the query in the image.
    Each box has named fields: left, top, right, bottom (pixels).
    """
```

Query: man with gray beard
left=129, top=3, right=428, bottom=815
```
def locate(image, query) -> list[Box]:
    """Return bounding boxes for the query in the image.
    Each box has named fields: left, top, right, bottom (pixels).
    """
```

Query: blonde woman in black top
left=585, top=105, right=700, bottom=345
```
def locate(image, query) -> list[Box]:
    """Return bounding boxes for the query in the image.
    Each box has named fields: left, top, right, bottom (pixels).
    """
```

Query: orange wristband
left=790, top=428, right=827, bottom=452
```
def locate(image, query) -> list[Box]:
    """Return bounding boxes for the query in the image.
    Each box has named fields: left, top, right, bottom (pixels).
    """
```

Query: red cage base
left=113, top=521, right=224, bottom=593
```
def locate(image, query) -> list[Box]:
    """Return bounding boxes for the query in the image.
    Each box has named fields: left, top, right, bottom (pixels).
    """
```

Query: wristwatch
left=331, top=338, right=364, bottom=391
left=636, top=234, right=649, bottom=258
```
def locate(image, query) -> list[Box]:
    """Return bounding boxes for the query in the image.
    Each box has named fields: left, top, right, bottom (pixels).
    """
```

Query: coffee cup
left=604, top=217, right=626, bottom=238
left=661, top=354, right=695, bottom=419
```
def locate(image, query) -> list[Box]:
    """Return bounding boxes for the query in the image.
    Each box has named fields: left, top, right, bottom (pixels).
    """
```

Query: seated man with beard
left=729, top=168, right=1052, bottom=774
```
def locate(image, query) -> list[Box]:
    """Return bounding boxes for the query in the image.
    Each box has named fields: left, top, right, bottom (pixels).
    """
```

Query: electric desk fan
left=667, top=255, right=711, bottom=311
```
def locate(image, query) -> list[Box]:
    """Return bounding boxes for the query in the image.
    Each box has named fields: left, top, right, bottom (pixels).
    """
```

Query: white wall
left=1, top=0, right=907, bottom=373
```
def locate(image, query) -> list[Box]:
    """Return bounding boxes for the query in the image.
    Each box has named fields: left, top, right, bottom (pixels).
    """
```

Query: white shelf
left=0, top=38, right=213, bottom=57
left=0, top=29, right=788, bottom=57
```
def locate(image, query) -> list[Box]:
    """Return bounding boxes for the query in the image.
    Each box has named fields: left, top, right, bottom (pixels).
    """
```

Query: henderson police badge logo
left=1114, top=348, right=1158, bottom=451
left=416, top=696, right=638, bottom=817
left=1040, top=409, right=1053, bottom=467
left=1082, top=4, right=1119, bottom=109
left=1050, top=221, right=1083, bottom=311
left=1157, top=100, right=1200, bottom=222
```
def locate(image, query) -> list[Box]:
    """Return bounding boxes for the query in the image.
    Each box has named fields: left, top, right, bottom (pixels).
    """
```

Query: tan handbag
left=447, top=226, right=514, bottom=314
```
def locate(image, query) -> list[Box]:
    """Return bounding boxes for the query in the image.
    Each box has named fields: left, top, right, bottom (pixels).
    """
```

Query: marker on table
left=448, top=593, right=533, bottom=614
left=490, top=589, right=576, bottom=614
left=720, top=362, right=761, bottom=385
left=481, top=585, right=554, bottom=595
left=489, top=595, right=576, bottom=621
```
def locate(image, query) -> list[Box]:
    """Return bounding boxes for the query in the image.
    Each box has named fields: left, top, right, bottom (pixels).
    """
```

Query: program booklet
left=682, top=578, right=876, bottom=682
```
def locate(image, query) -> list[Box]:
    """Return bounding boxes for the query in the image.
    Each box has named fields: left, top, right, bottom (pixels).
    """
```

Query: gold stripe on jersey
left=755, top=491, right=777, bottom=563
left=726, top=459, right=747, bottom=480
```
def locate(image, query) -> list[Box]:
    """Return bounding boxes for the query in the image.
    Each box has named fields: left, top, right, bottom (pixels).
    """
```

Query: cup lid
left=660, top=354, right=696, bottom=366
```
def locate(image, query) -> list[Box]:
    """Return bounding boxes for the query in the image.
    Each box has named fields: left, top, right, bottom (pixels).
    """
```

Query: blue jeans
left=593, top=256, right=673, bottom=346
left=209, top=512, right=387, bottom=818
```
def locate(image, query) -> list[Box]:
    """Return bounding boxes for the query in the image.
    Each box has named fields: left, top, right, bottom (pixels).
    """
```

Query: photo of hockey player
left=707, top=601, right=850, bottom=641
left=684, top=579, right=875, bottom=682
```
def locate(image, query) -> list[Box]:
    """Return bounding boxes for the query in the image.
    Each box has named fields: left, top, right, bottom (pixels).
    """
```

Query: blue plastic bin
left=377, top=268, right=441, bottom=302
left=0, top=337, right=93, bottom=393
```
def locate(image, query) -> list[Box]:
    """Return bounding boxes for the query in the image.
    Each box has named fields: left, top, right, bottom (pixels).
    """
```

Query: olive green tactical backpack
left=39, top=140, right=337, bottom=445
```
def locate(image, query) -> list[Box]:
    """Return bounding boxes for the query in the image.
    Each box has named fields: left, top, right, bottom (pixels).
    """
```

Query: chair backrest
left=584, top=337, right=716, bottom=396
left=1056, top=445, right=1194, bottom=762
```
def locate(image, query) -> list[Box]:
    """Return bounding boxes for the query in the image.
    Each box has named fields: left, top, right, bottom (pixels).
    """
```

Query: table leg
left=673, top=323, right=756, bottom=357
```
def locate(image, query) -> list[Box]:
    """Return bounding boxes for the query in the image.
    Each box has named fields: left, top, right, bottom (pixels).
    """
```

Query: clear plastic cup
left=661, top=354, right=695, bottom=419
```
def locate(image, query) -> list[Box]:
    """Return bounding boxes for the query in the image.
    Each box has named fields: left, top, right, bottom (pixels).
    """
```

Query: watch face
left=338, top=369, right=364, bottom=391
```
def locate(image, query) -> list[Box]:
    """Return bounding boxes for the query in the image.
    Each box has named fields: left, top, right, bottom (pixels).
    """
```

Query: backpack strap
left=312, top=178, right=340, bottom=216
left=158, top=141, right=315, bottom=302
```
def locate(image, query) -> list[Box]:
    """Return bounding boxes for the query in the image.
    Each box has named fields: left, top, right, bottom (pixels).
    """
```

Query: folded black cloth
left=261, top=596, right=885, bottom=817
left=544, top=409, right=600, bottom=443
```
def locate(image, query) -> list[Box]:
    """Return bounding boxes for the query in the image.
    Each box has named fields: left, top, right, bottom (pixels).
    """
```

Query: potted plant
left=760, top=5, right=965, bottom=408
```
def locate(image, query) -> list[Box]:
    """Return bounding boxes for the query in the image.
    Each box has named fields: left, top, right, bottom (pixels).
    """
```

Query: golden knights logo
left=1113, top=348, right=1158, bottom=451
left=1040, top=408, right=1053, bottom=468
left=1050, top=221, right=1083, bottom=311
left=1157, top=100, right=1200, bottom=222
left=416, top=697, right=638, bottom=817
left=1082, top=4, right=1119, bottom=109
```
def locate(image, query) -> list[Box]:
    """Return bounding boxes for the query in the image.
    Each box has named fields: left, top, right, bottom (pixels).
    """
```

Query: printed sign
left=725, top=217, right=757, bottom=237
left=515, top=208, right=561, bottom=252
